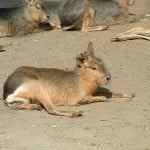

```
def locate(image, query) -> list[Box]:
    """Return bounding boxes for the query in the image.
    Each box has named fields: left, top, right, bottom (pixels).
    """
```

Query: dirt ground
left=0, top=0, right=150, bottom=149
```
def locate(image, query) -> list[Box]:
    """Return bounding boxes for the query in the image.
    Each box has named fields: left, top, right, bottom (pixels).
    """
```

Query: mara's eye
left=91, top=67, right=97, bottom=70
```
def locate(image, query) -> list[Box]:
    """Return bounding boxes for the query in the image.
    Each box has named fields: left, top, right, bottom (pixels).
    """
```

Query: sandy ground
left=0, top=0, right=150, bottom=149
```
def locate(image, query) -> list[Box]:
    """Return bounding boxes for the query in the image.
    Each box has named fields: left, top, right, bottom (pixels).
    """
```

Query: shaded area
left=95, top=87, right=114, bottom=98
left=39, top=22, right=54, bottom=30
left=45, top=1, right=60, bottom=11
left=0, top=0, right=23, bottom=8
left=0, top=0, right=60, bottom=10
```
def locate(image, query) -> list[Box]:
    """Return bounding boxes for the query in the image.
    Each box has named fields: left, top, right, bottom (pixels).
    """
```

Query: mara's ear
left=87, top=42, right=94, bottom=57
left=26, top=0, right=36, bottom=4
left=26, top=0, right=31, bottom=3
left=76, top=53, right=87, bottom=67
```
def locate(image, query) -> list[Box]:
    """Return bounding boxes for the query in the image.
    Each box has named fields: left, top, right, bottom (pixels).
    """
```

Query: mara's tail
left=0, top=45, right=5, bottom=52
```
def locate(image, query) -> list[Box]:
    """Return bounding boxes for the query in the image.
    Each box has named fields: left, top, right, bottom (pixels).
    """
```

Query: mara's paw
left=95, top=96, right=107, bottom=102
left=35, top=104, right=43, bottom=111
left=123, top=93, right=135, bottom=98
left=111, top=35, right=124, bottom=42
left=100, top=96, right=107, bottom=101
left=71, top=111, right=83, bottom=118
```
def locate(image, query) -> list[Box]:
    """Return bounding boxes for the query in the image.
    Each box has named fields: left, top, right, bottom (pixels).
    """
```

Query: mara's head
left=25, top=0, right=50, bottom=23
left=76, top=42, right=111, bottom=86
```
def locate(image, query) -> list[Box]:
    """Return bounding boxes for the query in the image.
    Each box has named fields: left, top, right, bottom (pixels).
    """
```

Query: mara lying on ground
left=3, top=42, right=134, bottom=117
left=57, top=0, right=149, bottom=32
left=112, top=26, right=150, bottom=41
left=0, top=0, right=53, bottom=37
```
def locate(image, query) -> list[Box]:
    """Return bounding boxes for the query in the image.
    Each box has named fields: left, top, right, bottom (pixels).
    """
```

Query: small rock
left=52, top=125, right=56, bottom=128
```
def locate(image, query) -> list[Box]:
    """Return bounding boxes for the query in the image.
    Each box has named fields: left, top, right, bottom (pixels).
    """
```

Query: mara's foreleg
left=112, top=26, right=150, bottom=41
left=97, top=91, right=135, bottom=99
left=76, top=96, right=107, bottom=105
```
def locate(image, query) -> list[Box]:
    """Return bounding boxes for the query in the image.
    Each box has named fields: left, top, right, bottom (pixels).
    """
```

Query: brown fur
left=118, top=0, right=135, bottom=12
left=3, top=42, right=134, bottom=117
left=112, top=26, right=150, bottom=41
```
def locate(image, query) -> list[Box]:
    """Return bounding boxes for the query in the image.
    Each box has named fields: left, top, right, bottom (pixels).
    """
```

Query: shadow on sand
left=0, top=0, right=60, bottom=11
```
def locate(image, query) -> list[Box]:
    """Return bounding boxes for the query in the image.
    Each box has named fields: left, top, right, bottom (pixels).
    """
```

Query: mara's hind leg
left=5, top=94, right=42, bottom=110
left=33, top=87, right=82, bottom=117
left=112, top=26, right=150, bottom=41
left=7, top=84, right=82, bottom=117
left=82, top=4, right=108, bottom=32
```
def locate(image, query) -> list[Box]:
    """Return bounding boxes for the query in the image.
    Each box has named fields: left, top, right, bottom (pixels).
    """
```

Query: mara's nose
left=46, top=13, right=50, bottom=19
left=47, top=15, right=50, bottom=19
left=106, top=74, right=111, bottom=81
